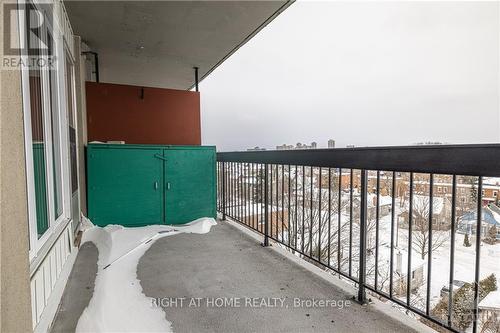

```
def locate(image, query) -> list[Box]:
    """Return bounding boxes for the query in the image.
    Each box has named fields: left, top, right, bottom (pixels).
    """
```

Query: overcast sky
left=200, top=1, right=499, bottom=152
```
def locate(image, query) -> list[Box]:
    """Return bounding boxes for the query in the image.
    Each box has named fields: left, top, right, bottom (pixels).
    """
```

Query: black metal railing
left=216, top=145, right=500, bottom=333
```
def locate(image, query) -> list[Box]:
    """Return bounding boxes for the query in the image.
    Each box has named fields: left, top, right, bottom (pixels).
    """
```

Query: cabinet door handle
left=154, top=181, right=158, bottom=190
left=166, top=182, right=171, bottom=190
left=154, top=154, right=168, bottom=161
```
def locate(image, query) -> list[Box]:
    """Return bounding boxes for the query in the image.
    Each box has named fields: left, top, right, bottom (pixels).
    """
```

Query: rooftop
left=479, top=290, right=500, bottom=311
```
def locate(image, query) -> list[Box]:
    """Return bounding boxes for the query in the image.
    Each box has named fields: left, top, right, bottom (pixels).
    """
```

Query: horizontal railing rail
left=217, top=144, right=500, bottom=176
left=216, top=145, right=500, bottom=333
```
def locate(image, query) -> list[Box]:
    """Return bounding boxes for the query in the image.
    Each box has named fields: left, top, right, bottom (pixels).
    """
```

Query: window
left=47, top=30, right=64, bottom=220
left=494, top=191, right=498, bottom=197
left=64, top=51, right=78, bottom=194
left=437, top=187, right=442, bottom=193
left=21, top=2, right=72, bottom=256
left=26, top=3, right=49, bottom=238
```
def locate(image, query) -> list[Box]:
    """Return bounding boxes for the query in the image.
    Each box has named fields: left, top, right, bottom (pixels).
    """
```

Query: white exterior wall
left=31, top=223, right=76, bottom=331
left=17, top=0, right=81, bottom=330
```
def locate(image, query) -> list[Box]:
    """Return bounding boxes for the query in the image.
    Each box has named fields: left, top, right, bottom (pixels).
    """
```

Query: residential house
left=397, top=195, right=452, bottom=231
left=478, top=290, right=500, bottom=328
left=457, top=206, right=500, bottom=240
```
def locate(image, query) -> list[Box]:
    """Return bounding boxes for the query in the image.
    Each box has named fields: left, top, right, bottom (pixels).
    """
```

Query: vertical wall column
left=0, top=1, right=33, bottom=329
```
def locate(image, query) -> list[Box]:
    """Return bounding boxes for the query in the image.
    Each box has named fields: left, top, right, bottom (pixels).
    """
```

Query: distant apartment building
left=415, top=141, right=445, bottom=145
left=413, top=176, right=500, bottom=206
left=276, top=144, right=295, bottom=150
left=319, top=171, right=500, bottom=215
left=247, top=146, right=267, bottom=151
left=275, top=139, right=334, bottom=150
left=276, top=142, right=318, bottom=150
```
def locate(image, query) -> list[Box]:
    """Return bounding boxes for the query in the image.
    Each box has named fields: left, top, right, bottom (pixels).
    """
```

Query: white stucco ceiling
left=65, top=1, right=292, bottom=90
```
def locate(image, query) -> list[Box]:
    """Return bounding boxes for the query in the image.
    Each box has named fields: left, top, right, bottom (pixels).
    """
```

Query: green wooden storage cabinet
left=87, top=144, right=216, bottom=227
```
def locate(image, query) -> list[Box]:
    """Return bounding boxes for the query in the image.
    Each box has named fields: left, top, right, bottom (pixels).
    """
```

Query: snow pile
left=76, top=218, right=217, bottom=333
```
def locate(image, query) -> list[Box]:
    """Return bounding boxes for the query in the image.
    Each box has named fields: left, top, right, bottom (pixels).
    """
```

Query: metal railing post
left=472, top=177, right=483, bottom=333
left=357, top=169, right=368, bottom=304
left=263, top=163, right=270, bottom=246
left=222, top=161, right=226, bottom=220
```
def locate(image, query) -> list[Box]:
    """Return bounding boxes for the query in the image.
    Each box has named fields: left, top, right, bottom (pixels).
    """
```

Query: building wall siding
left=0, top=1, right=33, bottom=329
left=86, top=82, right=201, bottom=145
left=30, top=223, right=75, bottom=330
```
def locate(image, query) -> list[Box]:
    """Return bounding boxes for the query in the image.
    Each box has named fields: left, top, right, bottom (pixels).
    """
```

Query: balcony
left=52, top=145, right=500, bottom=333
left=52, top=218, right=429, bottom=333
left=8, top=2, right=498, bottom=333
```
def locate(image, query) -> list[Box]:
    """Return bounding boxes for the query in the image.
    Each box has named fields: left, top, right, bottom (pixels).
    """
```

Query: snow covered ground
left=76, top=217, right=217, bottom=333
left=428, top=231, right=500, bottom=304
left=374, top=207, right=499, bottom=296
left=236, top=191, right=499, bottom=308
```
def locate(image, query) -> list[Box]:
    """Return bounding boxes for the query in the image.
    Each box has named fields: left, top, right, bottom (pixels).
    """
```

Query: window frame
left=62, top=44, right=79, bottom=196
left=19, top=1, right=72, bottom=260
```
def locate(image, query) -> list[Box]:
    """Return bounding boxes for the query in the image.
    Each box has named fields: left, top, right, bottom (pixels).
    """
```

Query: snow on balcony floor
left=52, top=220, right=425, bottom=333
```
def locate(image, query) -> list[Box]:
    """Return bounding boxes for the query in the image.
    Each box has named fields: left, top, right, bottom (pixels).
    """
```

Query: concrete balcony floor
left=51, top=220, right=430, bottom=333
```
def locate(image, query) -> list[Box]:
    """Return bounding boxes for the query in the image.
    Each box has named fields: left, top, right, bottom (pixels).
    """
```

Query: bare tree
left=283, top=167, right=352, bottom=269
left=404, top=196, right=448, bottom=259
left=397, top=173, right=411, bottom=208
left=480, top=316, right=500, bottom=333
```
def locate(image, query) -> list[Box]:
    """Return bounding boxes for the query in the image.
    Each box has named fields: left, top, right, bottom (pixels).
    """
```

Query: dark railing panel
left=216, top=145, right=500, bottom=333
left=217, top=144, right=500, bottom=176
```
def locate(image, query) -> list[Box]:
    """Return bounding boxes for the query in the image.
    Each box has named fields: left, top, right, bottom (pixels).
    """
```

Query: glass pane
left=65, top=54, right=74, bottom=127
left=47, top=31, right=63, bottom=219
left=65, top=53, right=78, bottom=193
left=27, top=4, right=49, bottom=238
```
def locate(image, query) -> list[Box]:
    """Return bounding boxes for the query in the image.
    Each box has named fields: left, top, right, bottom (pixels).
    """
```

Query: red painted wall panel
left=86, top=82, right=201, bottom=145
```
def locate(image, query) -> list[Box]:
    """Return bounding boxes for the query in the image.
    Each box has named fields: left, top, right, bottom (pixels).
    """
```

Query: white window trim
left=19, top=1, right=72, bottom=261
left=62, top=45, right=81, bottom=206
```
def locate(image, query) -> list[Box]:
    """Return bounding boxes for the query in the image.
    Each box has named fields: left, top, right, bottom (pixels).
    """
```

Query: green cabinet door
left=87, top=147, right=163, bottom=227
left=33, top=143, right=49, bottom=236
left=164, top=148, right=216, bottom=224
